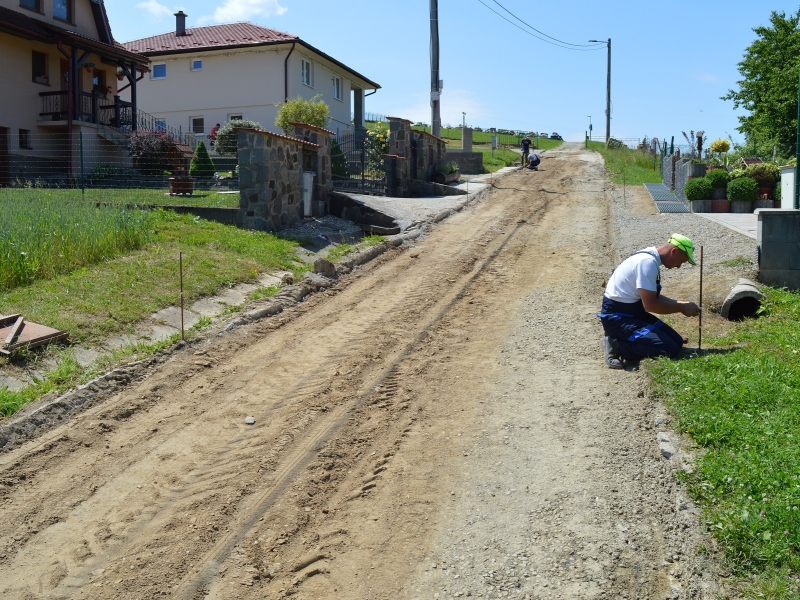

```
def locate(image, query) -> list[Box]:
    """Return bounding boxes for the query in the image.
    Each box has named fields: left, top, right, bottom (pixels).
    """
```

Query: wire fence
left=0, top=131, right=240, bottom=208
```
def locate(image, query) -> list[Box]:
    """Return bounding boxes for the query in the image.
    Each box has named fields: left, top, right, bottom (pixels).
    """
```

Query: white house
left=121, top=11, right=380, bottom=144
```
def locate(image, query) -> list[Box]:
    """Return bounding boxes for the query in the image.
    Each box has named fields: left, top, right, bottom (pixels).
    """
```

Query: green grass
left=0, top=187, right=240, bottom=208
left=648, top=286, right=800, bottom=596
left=325, top=234, right=384, bottom=262
left=0, top=209, right=308, bottom=345
left=588, top=140, right=663, bottom=185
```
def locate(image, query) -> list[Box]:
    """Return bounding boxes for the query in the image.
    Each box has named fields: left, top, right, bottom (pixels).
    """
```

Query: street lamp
left=589, top=38, right=611, bottom=146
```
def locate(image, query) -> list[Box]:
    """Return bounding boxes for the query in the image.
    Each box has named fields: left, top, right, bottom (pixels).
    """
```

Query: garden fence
left=0, top=131, right=239, bottom=208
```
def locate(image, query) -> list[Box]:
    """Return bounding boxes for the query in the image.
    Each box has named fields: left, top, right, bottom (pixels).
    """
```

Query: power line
left=475, top=0, right=606, bottom=51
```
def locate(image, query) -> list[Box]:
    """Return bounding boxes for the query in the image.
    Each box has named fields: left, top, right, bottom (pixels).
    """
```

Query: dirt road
left=0, top=144, right=720, bottom=599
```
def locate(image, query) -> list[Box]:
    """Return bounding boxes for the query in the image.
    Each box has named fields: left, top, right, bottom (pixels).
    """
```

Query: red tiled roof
left=123, top=22, right=297, bottom=54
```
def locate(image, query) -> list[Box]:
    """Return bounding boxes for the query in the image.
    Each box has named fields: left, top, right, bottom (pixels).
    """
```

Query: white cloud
left=212, top=0, right=288, bottom=23
left=135, top=0, right=173, bottom=18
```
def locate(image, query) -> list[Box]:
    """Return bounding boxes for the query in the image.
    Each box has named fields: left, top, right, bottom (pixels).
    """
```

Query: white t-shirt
left=604, top=248, right=660, bottom=303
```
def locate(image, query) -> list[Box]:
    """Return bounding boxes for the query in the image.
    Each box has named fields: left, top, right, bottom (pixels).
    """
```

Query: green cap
left=668, top=233, right=696, bottom=265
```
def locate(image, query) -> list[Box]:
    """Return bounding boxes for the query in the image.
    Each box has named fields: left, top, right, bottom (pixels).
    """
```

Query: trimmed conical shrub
left=190, top=141, right=216, bottom=177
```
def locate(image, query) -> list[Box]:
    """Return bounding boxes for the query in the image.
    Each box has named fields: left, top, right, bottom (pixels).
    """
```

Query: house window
left=53, top=0, right=72, bottom=22
left=301, top=59, right=313, bottom=87
left=32, top=51, right=48, bottom=85
left=19, top=0, right=41, bottom=12
left=152, top=64, right=166, bottom=79
left=155, top=119, right=167, bottom=131
left=191, top=60, right=202, bottom=71
left=19, top=129, right=31, bottom=149
left=332, top=76, right=342, bottom=101
left=191, top=117, right=204, bottom=135
left=228, top=114, right=242, bottom=122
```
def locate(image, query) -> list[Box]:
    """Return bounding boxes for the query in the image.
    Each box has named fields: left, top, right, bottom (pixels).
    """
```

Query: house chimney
left=175, top=11, right=187, bottom=36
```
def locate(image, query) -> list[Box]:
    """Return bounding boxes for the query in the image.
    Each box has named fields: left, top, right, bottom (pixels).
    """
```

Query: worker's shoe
left=601, top=336, right=624, bottom=369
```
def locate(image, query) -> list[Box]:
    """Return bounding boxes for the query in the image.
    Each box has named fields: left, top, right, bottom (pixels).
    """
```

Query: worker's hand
left=680, top=301, right=700, bottom=317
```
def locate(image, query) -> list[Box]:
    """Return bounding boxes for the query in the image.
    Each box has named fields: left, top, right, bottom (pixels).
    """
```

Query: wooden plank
left=4, top=316, right=24, bottom=347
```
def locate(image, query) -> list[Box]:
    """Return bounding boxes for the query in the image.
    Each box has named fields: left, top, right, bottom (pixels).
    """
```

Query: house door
left=0, top=127, right=9, bottom=187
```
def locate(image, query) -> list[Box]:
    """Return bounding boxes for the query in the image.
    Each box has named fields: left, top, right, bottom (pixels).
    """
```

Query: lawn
left=588, top=140, right=664, bottom=185
left=0, top=186, right=240, bottom=208
left=649, top=286, right=800, bottom=598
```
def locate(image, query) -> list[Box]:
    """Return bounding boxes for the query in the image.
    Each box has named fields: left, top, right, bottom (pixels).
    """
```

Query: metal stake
left=180, top=252, right=185, bottom=341
left=698, top=246, right=704, bottom=352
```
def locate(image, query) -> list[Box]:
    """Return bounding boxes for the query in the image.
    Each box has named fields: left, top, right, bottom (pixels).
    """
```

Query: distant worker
left=521, top=134, right=531, bottom=163
left=526, top=150, right=540, bottom=170
left=598, top=234, right=700, bottom=369
left=210, top=123, right=221, bottom=147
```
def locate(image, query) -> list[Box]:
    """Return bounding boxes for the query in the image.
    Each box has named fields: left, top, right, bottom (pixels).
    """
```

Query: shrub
left=214, top=119, right=264, bottom=156
left=275, top=95, right=329, bottom=134
left=729, top=167, right=746, bottom=180
left=88, top=163, right=126, bottom=181
left=705, top=168, right=730, bottom=189
left=128, top=129, right=177, bottom=175
left=685, top=177, right=712, bottom=201
left=607, top=138, right=625, bottom=149
left=745, top=163, right=780, bottom=187
left=727, top=176, right=758, bottom=202
left=775, top=183, right=782, bottom=202
left=330, top=138, right=349, bottom=178
left=189, top=141, right=215, bottom=177
left=709, top=138, right=730, bottom=153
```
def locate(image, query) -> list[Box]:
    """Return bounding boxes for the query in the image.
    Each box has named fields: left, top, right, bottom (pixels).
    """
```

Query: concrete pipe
left=720, top=279, right=765, bottom=321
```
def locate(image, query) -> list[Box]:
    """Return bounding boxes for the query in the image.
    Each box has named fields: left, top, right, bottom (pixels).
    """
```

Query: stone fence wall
left=385, top=116, right=448, bottom=196
left=237, top=123, right=332, bottom=232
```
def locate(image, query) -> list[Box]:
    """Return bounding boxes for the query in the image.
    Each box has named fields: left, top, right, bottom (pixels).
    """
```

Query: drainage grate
left=643, top=183, right=690, bottom=213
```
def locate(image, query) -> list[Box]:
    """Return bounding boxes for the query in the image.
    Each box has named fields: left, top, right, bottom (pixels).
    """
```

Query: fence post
left=79, top=130, right=85, bottom=197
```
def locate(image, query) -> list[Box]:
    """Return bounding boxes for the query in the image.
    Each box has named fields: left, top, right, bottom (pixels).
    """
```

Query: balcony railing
left=39, top=90, right=195, bottom=146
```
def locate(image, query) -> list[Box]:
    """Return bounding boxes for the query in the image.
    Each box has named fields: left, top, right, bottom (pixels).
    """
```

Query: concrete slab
left=72, top=346, right=100, bottom=368
left=143, top=324, right=180, bottom=343
left=696, top=213, right=757, bottom=239
left=152, top=306, right=201, bottom=330
left=0, top=374, right=26, bottom=391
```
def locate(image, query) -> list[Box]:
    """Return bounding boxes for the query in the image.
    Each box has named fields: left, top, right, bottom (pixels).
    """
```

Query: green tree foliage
left=214, top=119, right=264, bottom=156
left=722, top=9, right=800, bottom=157
left=190, top=141, right=216, bottom=177
left=275, top=95, right=329, bottom=134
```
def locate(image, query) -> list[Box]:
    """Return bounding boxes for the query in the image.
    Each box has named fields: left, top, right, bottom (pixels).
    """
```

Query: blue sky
left=106, top=1, right=800, bottom=145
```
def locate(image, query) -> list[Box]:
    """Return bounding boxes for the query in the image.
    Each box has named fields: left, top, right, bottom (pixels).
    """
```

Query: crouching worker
left=526, top=151, right=540, bottom=170
left=598, top=234, right=700, bottom=369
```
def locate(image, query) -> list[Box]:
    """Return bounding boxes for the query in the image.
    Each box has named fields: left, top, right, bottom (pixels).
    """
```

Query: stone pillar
left=387, top=117, right=412, bottom=159
left=353, top=88, right=366, bottom=133
left=461, top=127, right=473, bottom=152
left=383, top=154, right=408, bottom=197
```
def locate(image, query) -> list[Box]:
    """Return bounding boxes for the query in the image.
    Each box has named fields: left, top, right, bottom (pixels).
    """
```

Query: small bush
left=727, top=176, right=758, bottom=202
left=709, top=138, right=731, bottom=153
left=330, top=138, right=349, bottom=178
left=705, top=168, right=730, bottom=189
left=214, top=119, right=264, bottom=156
left=775, top=183, right=782, bottom=202
left=189, top=141, right=216, bottom=177
left=729, top=168, right=746, bottom=180
left=128, top=129, right=177, bottom=175
left=745, top=163, right=780, bottom=187
left=275, top=95, right=329, bottom=134
left=685, top=177, right=712, bottom=200
left=607, top=138, right=625, bottom=149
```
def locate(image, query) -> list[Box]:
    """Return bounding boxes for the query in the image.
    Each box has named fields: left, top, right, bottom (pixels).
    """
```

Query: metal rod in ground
left=699, top=245, right=704, bottom=352
left=180, top=252, right=185, bottom=341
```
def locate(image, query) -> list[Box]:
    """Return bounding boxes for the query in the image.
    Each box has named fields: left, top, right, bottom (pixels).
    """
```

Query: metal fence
left=0, top=132, right=239, bottom=207
left=331, top=130, right=386, bottom=195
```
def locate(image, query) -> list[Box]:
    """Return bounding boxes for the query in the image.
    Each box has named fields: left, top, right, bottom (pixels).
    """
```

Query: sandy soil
left=0, top=144, right=727, bottom=599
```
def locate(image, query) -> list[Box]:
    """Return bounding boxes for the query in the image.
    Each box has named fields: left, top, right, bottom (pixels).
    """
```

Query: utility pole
left=589, top=38, right=611, bottom=146
left=430, top=0, right=441, bottom=138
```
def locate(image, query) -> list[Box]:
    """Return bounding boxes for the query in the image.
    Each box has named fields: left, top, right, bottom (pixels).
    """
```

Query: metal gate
left=331, top=130, right=386, bottom=195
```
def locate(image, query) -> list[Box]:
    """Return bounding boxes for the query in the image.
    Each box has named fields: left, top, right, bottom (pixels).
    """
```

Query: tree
left=189, top=140, right=215, bottom=177
left=213, top=119, right=264, bottom=156
left=275, top=95, right=329, bottom=134
left=722, top=9, right=800, bottom=157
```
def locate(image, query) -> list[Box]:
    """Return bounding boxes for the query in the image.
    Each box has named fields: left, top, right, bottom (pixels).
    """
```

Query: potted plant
left=705, top=167, right=729, bottom=200
left=727, top=175, right=758, bottom=213
left=433, top=161, right=460, bottom=184
left=83, top=61, right=97, bottom=73
left=709, top=138, right=730, bottom=168
left=688, top=159, right=707, bottom=178
left=685, top=176, right=712, bottom=213
left=116, top=68, right=125, bottom=81
left=745, top=163, right=780, bottom=199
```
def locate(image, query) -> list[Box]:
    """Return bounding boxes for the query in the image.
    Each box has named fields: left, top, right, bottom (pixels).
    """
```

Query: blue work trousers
left=598, top=296, right=684, bottom=362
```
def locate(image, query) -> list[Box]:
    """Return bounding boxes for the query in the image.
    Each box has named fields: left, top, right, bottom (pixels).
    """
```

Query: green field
left=0, top=186, right=240, bottom=208
left=587, top=140, right=663, bottom=185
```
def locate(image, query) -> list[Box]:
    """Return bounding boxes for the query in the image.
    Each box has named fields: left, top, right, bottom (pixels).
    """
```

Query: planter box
left=754, top=198, right=774, bottom=210
left=711, top=199, right=730, bottom=213
left=688, top=163, right=707, bottom=177
left=730, top=199, right=754, bottom=213
left=711, top=187, right=726, bottom=200
left=168, top=176, right=194, bottom=196
left=689, top=199, right=712, bottom=213
left=433, top=170, right=460, bottom=185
